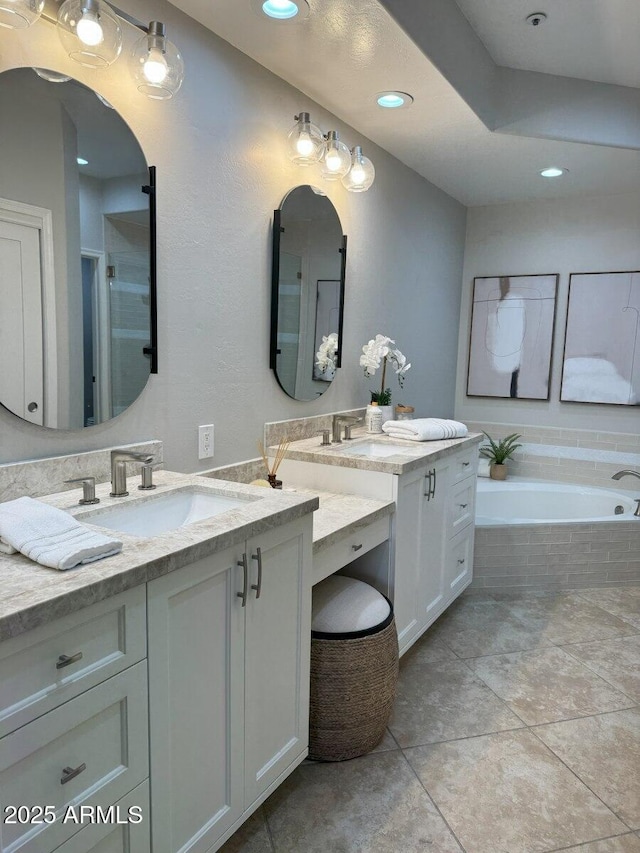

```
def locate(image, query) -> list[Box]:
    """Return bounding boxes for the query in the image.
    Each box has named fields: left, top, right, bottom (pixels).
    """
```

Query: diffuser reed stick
left=257, top=439, right=290, bottom=488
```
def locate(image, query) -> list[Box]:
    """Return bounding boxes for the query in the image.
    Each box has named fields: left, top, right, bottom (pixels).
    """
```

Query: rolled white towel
left=0, top=496, right=122, bottom=571
left=383, top=418, right=468, bottom=442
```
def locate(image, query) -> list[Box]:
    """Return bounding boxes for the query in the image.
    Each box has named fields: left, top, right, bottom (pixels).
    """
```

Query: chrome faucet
left=110, top=450, right=154, bottom=497
left=612, top=471, right=640, bottom=517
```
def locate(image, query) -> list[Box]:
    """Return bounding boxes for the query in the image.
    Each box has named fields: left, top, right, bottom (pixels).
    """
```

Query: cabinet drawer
left=48, top=781, right=150, bottom=853
left=446, top=527, right=474, bottom=598
left=0, top=586, right=146, bottom=738
left=451, top=446, right=478, bottom=484
left=313, top=516, right=390, bottom=585
left=0, top=662, right=149, bottom=853
left=447, top=478, right=476, bottom=538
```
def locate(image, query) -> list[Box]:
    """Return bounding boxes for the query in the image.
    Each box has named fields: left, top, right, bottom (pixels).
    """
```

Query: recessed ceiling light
left=376, top=91, right=414, bottom=109
left=252, top=0, right=310, bottom=21
left=540, top=167, right=568, bottom=178
left=77, top=156, right=89, bottom=165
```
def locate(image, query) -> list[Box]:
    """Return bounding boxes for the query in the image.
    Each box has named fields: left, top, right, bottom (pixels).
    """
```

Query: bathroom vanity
left=278, top=431, right=482, bottom=655
left=0, top=473, right=317, bottom=853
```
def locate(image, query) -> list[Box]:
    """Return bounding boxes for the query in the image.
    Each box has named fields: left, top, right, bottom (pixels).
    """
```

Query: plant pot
left=490, top=463, right=508, bottom=481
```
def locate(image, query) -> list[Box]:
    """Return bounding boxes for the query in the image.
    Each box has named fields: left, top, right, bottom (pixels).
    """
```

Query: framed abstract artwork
left=561, top=271, right=640, bottom=405
left=466, top=274, right=558, bottom=400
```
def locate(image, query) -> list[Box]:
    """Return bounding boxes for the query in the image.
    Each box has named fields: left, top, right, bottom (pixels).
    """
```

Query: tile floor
left=221, top=587, right=640, bottom=853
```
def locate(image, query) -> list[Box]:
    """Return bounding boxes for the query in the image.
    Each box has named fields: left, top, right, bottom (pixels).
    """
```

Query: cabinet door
left=244, top=517, right=312, bottom=805
left=418, top=458, right=450, bottom=623
left=446, top=525, right=475, bottom=599
left=147, top=549, right=245, bottom=853
left=393, top=466, right=428, bottom=653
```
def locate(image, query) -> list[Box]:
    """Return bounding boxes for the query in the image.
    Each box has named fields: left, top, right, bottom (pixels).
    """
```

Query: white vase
left=379, top=405, right=393, bottom=426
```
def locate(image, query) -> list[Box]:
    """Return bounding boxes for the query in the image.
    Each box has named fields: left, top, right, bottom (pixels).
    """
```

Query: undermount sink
left=336, top=441, right=413, bottom=458
left=82, top=488, right=254, bottom=538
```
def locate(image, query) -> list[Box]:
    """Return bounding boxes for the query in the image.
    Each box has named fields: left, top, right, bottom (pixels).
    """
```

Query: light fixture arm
left=42, top=0, right=146, bottom=31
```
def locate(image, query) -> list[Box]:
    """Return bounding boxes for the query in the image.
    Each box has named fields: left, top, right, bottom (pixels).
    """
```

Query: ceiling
left=170, top=0, right=640, bottom=207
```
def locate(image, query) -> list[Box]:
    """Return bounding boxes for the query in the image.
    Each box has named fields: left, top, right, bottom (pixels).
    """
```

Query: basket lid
left=312, top=576, right=391, bottom=633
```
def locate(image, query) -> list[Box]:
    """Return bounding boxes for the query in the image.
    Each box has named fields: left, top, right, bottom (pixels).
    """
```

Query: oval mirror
left=270, top=185, right=347, bottom=401
left=0, top=68, right=157, bottom=430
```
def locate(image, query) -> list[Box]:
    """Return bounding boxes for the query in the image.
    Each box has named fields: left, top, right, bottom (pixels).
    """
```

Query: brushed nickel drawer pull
left=56, top=652, right=83, bottom=669
left=251, top=547, right=263, bottom=599
left=458, top=558, right=465, bottom=565
left=61, top=763, right=86, bottom=785
left=237, top=554, right=248, bottom=607
left=458, top=503, right=468, bottom=509
left=352, top=543, right=363, bottom=552
left=462, top=461, right=470, bottom=467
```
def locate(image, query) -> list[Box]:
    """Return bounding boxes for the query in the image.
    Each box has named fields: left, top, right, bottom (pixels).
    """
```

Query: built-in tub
left=476, top=478, right=637, bottom=526
left=472, top=478, right=640, bottom=592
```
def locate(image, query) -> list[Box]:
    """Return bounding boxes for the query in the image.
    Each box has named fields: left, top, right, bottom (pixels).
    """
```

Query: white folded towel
left=383, top=418, right=468, bottom=442
left=0, top=496, right=122, bottom=571
left=0, top=538, right=17, bottom=555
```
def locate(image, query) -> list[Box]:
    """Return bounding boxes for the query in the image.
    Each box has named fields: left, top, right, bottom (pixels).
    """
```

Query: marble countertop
left=0, top=471, right=318, bottom=642
left=288, top=488, right=395, bottom=554
left=278, top=429, right=483, bottom=475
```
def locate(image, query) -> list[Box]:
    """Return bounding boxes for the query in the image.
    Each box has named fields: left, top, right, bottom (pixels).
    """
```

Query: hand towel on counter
left=382, top=418, right=468, bottom=442
left=0, top=496, right=122, bottom=570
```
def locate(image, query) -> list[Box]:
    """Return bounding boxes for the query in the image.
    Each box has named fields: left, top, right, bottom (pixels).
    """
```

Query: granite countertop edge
left=0, top=471, right=318, bottom=642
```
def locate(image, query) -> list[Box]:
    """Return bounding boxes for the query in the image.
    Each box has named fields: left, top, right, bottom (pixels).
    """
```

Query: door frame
left=81, top=248, right=109, bottom=425
left=0, top=197, right=57, bottom=427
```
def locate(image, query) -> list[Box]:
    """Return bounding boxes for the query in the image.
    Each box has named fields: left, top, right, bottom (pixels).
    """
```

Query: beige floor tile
left=430, top=597, right=554, bottom=658
left=561, top=634, right=640, bottom=703
left=401, top=629, right=458, bottom=666
left=503, top=594, right=638, bottom=645
left=405, top=730, right=626, bottom=853
left=389, top=659, right=524, bottom=747
left=577, top=589, right=640, bottom=630
left=535, top=709, right=640, bottom=829
left=555, top=834, right=640, bottom=852
left=263, top=750, right=462, bottom=853
left=469, top=646, right=635, bottom=725
left=219, top=809, right=273, bottom=853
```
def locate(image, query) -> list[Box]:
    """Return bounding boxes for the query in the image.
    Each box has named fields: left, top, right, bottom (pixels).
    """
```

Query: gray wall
left=455, top=190, right=640, bottom=432
left=0, top=0, right=467, bottom=471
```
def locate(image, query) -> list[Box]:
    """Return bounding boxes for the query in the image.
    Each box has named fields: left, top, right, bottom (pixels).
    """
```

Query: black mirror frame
left=142, top=165, right=158, bottom=374
left=269, top=207, right=347, bottom=380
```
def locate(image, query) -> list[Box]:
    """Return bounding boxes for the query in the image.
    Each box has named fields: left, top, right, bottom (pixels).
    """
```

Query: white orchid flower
left=360, top=333, right=411, bottom=394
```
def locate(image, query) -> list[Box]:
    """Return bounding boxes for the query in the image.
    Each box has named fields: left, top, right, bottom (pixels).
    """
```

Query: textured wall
left=0, top=0, right=466, bottom=472
left=455, top=190, right=640, bottom=433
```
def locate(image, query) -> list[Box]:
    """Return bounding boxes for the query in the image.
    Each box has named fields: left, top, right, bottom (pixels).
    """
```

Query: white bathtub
left=476, top=478, right=638, bottom=525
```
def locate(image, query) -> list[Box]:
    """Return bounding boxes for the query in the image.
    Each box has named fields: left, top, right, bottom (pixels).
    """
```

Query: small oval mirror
left=270, top=186, right=347, bottom=401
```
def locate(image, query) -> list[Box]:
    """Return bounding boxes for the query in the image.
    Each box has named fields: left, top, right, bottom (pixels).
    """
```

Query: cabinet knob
left=352, top=543, right=363, bottom=552
left=462, top=461, right=470, bottom=468
left=457, top=558, right=465, bottom=565
left=458, top=503, right=468, bottom=509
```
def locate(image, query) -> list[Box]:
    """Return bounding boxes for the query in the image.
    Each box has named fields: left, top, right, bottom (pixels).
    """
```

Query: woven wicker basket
left=309, top=607, right=399, bottom=762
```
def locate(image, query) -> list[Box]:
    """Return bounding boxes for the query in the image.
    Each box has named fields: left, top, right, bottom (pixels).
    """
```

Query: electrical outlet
left=198, top=424, right=214, bottom=459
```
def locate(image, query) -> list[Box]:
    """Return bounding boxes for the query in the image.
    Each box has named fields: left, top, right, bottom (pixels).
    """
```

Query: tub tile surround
left=0, top=440, right=163, bottom=502
left=0, top=470, right=318, bottom=641
left=469, top=421, right=640, bottom=491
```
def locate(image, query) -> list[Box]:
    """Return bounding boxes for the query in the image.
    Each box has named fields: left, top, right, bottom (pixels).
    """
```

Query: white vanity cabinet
left=392, top=444, right=478, bottom=655
left=146, top=515, right=313, bottom=853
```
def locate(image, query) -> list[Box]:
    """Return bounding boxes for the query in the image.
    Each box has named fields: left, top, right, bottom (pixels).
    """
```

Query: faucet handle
left=64, top=477, right=99, bottom=506
left=139, top=461, right=162, bottom=491
left=316, top=429, right=331, bottom=447
left=344, top=418, right=364, bottom=440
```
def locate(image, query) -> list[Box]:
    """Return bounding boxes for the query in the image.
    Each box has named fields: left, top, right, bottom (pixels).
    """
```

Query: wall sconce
left=1, top=0, right=185, bottom=99
left=287, top=112, right=375, bottom=192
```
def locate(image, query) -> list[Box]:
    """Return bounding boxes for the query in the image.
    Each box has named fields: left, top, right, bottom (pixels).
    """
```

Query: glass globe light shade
left=287, top=112, right=324, bottom=166
left=341, top=146, right=375, bottom=192
left=320, top=131, right=351, bottom=181
left=130, top=22, right=185, bottom=100
left=33, top=67, right=72, bottom=83
left=57, top=0, right=122, bottom=68
left=0, top=0, right=43, bottom=29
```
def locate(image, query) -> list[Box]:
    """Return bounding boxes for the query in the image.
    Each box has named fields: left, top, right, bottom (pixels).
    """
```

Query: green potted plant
left=480, top=432, right=522, bottom=480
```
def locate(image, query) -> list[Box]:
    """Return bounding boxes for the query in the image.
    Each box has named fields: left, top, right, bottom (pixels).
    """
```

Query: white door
left=0, top=218, right=43, bottom=424
left=244, top=517, right=312, bottom=804
left=147, top=549, right=246, bottom=853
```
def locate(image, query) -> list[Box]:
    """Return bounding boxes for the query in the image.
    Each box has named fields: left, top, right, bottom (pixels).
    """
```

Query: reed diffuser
left=258, top=439, right=290, bottom=489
